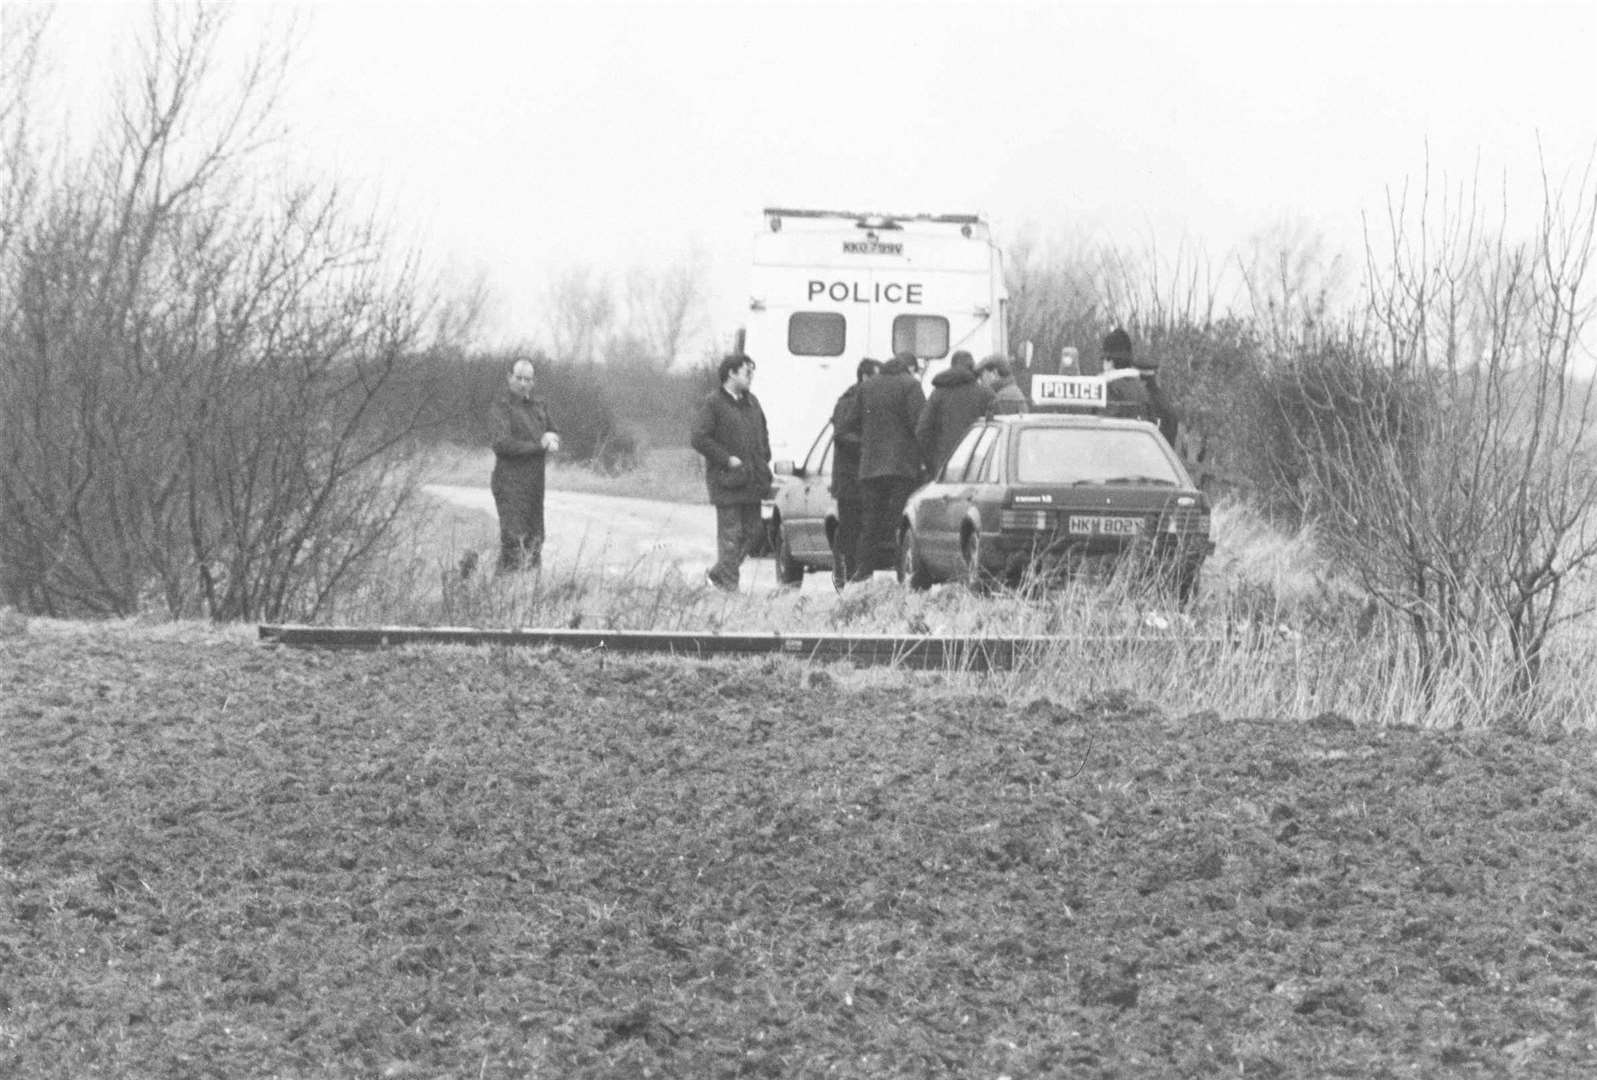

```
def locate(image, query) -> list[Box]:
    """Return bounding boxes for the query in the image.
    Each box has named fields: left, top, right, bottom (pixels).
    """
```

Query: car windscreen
left=1014, top=427, right=1184, bottom=486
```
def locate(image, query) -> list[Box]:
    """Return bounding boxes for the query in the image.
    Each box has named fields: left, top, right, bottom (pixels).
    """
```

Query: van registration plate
left=1068, top=515, right=1143, bottom=537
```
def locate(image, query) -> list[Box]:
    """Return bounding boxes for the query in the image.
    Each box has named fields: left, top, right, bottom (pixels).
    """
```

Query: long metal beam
left=257, top=624, right=1198, bottom=672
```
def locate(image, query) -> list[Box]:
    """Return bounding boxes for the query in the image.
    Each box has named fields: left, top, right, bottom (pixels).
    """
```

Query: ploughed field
left=4, top=626, right=1597, bottom=1078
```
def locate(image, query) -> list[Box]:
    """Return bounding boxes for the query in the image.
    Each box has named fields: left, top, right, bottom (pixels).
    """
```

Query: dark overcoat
left=916, top=365, right=995, bottom=474
left=488, top=389, right=558, bottom=489
left=858, top=362, right=927, bottom=482
left=829, top=383, right=865, bottom=502
left=691, top=387, right=774, bottom=506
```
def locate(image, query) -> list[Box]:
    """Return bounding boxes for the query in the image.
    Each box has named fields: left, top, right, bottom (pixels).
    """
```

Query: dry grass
left=300, top=480, right=1597, bottom=733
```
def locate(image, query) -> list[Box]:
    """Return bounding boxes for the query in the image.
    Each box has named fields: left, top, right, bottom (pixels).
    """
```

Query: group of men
left=829, top=350, right=1025, bottom=584
left=488, top=330, right=1174, bottom=591
left=686, top=347, right=1029, bottom=591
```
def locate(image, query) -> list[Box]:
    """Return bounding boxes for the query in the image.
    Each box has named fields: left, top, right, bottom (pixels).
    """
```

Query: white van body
left=743, top=208, right=1008, bottom=466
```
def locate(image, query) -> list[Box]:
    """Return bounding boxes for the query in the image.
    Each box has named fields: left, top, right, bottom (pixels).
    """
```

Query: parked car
left=895, top=411, right=1213, bottom=601
left=768, top=420, right=842, bottom=587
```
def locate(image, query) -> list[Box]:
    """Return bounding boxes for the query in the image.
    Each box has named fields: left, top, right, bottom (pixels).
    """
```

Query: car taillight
left=1001, top=509, right=1051, bottom=531
left=1161, top=507, right=1211, bottom=535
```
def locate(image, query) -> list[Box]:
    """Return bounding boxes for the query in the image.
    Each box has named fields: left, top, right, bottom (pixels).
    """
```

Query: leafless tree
left=1100, top=235, right=1221, bottom=336
left=1238, top=216, right=1351, bottom=355
left=0, top=4, right=49, bottom=268
left=1283, top=152, right=1597, bottom=712
left=427, top=264, right=492, bottom=356
left=542, top=263, right=614, bottom=364
left=624, top=245, right=708, bottom=367
left=0, top=3, right=448, bottom=620
left=1004, top=229, right=1104, bottom=372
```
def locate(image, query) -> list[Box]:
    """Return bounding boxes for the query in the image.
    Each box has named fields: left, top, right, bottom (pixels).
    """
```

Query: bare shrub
left=1121, top=314, right=1273, bottom=497
left=0, top=5, right=449, bottom=620
left=543, top=264, right=614, bottom=365
left=1237, top=215, right=1353, bottom=356
left=1004, top=230, right=1107, bottom=378
left=1282, top=157, right=1597, bottom=711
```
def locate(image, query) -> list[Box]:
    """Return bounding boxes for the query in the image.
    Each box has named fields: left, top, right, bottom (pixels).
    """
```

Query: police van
left=743, top=207, right=1009, bottom=467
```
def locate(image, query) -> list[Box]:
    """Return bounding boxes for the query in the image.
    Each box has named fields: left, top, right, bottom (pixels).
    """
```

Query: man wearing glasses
left=691, top=354, right=773, bottom=592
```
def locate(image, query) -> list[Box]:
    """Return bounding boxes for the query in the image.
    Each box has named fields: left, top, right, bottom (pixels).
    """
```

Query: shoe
left=704, top=570, right=736, bottom=593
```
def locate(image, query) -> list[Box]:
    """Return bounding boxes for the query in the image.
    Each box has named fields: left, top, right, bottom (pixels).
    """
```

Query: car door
left=788, top=422, right=834, bottom=562
left=919, top=424, right=991, bottom=572
left=964, top=421, right=1006, bottom=553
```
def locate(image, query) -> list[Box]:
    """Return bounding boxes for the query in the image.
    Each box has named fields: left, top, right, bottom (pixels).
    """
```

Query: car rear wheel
left=751, top=517, right=776, bottom=559
left=773, top=521, right=804, bottom=587
left=829, top=530, right=848, bottom=592
left=1177, top=564, right=1201, bottom=608
left=897, top=526, right=932, bottom=591
left=961, top=528, right=994, bottom=594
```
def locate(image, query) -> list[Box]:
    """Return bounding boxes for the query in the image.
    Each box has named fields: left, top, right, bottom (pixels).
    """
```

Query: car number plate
left=1069, top=515, right=1143, bottom=536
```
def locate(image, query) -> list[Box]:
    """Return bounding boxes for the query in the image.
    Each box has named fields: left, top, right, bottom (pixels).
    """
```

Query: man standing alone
left=691, top=354, right=773, bottom=592
left=488, top=357, right=561, bottom=572
left=829, top=357, right=881, bottom=587
left=851, top=352, right=926, bottom=583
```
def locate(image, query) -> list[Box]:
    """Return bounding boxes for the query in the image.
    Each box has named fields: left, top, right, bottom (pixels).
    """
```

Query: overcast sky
left=26, top=0, right=1597, bottom=356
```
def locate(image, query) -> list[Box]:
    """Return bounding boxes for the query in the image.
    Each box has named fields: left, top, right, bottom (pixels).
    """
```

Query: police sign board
left=1031, top=374, right=1106, bottom=408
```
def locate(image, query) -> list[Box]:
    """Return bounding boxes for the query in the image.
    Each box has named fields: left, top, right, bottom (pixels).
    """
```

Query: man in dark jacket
left=1102, top=328, right=1180, bottom=446
left=916, top=349, right=995, bottom=476
left=829, top=357, right=881, bottom=587
left=851, top=352, right=926, bottom=583
left=691, top=354, right=773, bottom=592
left=488, top=357, right=560, bottom=571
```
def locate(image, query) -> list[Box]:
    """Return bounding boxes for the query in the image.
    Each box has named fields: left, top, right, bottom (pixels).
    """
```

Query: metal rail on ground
left=257, top=624, right=1209, bottom=672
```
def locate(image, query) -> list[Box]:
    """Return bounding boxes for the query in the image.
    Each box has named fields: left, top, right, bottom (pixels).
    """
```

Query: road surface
left=424, top=485, right=848, bottom=596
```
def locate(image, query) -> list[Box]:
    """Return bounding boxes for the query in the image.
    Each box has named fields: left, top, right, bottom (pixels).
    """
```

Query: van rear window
left=892, top=315, right=949, bottom=359
left=788, top=313, right=846, bottom=356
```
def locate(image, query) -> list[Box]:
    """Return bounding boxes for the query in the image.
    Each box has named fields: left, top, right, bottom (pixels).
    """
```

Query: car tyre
left=897, top=526, right=932, bottom=591
left=1177, top=564, right=1201, bottom=608
left=774, top=521, right=804, bottom=587
left=749, top=518, right=776, bottom=559
left=961, top=528, right=994, bottom=595
left=829, top=531, right=849, bottom=592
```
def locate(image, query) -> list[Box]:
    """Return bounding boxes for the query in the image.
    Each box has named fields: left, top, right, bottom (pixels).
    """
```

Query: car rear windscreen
left=1015, top=428, right=1184, bottom=485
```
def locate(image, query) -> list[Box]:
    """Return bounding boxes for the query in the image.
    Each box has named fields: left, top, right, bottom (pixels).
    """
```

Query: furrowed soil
left=4, top=625, right=1597, bottom=1078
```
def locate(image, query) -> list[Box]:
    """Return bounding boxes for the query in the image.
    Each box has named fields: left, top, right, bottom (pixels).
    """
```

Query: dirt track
left=426, top=485, right=846, bottom=597
left=4, top=624, right=1597, bottom=1078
